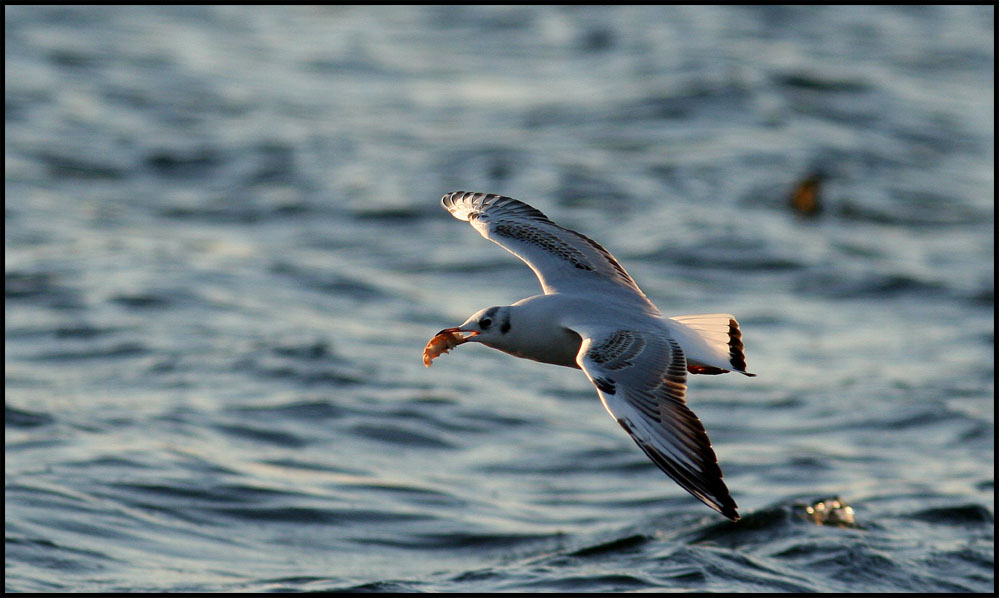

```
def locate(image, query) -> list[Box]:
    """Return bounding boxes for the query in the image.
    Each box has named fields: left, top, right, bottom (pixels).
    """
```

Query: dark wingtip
left=727, top=318, right=755, bottom=376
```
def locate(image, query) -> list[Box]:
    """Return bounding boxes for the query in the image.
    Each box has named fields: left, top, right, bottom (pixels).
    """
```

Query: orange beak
left=435, top=327, right=479, bottom=342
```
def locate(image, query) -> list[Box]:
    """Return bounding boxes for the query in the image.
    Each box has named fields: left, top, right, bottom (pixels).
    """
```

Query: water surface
left=5, top=5, right=994, bottom=592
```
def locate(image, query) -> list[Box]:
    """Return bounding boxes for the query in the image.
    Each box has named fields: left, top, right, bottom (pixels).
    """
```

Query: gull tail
left=668, top=314, right=756, bottom=377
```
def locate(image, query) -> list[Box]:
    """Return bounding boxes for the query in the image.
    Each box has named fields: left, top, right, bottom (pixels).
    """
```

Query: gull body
left=428, top=191, right=755, bottom=521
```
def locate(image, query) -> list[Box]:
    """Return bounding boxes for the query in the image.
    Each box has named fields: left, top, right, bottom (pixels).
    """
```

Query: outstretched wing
left=442, top=191, right=656, bottom=311
left=573, top=325, right=739, bottom=520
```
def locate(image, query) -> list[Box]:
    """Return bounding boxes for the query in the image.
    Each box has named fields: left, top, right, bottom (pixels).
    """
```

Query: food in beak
left=423, top=328, right=474, bottom=367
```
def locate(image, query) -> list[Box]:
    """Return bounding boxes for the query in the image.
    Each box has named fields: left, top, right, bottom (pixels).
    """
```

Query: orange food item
left=422, top=329, right=464, bottom=367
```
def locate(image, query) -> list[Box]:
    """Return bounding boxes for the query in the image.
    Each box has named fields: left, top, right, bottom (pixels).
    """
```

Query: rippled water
left=5, top=5, right=994, bottom=593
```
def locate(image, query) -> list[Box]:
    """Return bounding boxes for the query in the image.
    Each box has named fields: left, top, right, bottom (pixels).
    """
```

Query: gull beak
left=436, top=327, right=479, bottom=343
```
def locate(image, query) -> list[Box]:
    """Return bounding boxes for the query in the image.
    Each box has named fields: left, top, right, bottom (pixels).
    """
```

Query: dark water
left=5, top=5, right=993, bottom=593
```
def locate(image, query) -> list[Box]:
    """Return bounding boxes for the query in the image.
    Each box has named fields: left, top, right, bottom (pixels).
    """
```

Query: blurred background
left=5, top=6, right=993, bottom=592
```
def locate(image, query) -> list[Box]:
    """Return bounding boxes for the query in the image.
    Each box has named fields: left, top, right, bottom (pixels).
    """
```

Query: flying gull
left=424, top=191, right=755, bottom=521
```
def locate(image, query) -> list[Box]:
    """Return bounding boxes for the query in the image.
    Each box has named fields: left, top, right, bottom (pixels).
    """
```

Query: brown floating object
left=789, top=172, right=823, bottom=217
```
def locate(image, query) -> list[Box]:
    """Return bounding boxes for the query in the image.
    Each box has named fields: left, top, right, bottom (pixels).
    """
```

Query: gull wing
left=573, top=325, right=739, bottom=520
left=442, top=191, right=656, bottom=310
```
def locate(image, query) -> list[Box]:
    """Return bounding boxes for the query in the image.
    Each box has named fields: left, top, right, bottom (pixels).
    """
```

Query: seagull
left=424, top=191, right=755, bottom=521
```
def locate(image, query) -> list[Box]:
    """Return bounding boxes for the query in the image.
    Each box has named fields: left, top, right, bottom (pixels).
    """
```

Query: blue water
left=5, top=5, right=993, bottom=593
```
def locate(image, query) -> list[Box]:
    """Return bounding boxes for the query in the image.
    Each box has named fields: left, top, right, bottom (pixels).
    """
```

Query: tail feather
left=669, top=314, right=755, bottom=377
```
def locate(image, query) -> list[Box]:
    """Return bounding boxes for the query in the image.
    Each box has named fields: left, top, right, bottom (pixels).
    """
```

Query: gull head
left=456, top=305, right=513, bottom=346
left=425, top=299, right=581, bottom=369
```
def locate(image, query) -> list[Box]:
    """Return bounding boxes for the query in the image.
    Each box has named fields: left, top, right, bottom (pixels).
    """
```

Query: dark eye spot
left=479, top=317, right=492, bottom=330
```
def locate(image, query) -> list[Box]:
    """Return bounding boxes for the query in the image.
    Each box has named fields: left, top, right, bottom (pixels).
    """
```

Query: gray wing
left=574, top=325, right=739, bottom=521
left=442, top=191, right=656, bottom=311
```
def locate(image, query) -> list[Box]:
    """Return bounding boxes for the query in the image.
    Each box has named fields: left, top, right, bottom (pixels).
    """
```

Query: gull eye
left=479, top=317, right=492, bottom=330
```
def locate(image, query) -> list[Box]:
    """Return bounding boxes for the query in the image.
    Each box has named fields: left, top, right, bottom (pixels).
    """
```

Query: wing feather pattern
left=575, top=326, right=739, bottom=521
left=442, top=191, right=655, bottom=310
